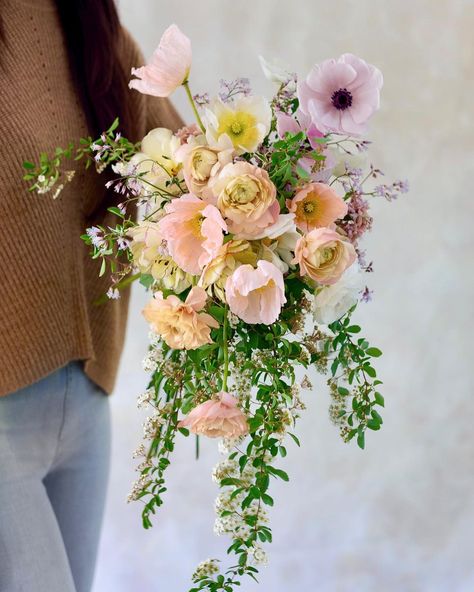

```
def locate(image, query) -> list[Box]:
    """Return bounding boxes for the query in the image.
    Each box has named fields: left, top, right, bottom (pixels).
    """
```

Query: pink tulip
left=129, top=24, right=192, bottom=98
left=178, top=391, right=249, bottom=438
left=225, top=260, right=286, bottom=325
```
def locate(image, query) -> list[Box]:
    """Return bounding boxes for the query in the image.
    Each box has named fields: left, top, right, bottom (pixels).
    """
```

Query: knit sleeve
left=120, top=27, right=184, bottom=135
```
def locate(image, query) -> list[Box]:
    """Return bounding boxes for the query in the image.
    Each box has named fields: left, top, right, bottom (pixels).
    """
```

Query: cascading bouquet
left=24, top=24, right=408, bottom=592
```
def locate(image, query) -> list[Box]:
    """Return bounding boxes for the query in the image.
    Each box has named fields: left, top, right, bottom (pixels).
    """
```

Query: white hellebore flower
left=239, top=214, right=300, bottom=273
left=258, top=55, right=294, bottom=86
left=203, top=95, right=271, bottom=155
left=135, top=127, right=183, bottom=196
left=329, top=147, right=368, bottom=178
left=313, top=262, right=364, bottom=325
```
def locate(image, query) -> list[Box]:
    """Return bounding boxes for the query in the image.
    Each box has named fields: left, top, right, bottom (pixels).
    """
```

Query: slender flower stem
left=182, top=80, right=205, bottom=133
left=222, top=305, right=229, bottom=391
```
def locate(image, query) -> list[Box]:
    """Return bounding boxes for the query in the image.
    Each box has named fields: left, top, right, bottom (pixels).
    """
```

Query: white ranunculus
left=313, top=262, right=364, bottom=325
left=135, top=127, right=183, bottom=196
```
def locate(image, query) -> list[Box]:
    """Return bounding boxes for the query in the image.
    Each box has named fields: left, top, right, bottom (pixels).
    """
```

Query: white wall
left=94, top=1, right=474, bottom=590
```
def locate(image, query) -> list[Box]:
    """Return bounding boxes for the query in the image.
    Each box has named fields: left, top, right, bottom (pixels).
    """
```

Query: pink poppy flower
left=298, top=53, right=383, bottom=136
left=159, top=194, right=227, bottom=275
left=294, top=227, right=356, bottom=285
left=225, top=260, right=286, bottom=325
left=287, top=182, right=348, bottom=233
left=129, top=24, right=192, bottom=98
left=178, top=391, right=249, bottom=438
left=143, top=286, right=218, bottom=350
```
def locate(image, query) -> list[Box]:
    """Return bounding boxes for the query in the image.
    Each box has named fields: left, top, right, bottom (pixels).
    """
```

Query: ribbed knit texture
left=0, top=0, right=182, bottom=396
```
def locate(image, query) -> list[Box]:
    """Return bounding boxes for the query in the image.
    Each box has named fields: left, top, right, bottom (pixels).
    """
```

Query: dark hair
left=1, top=1, right=134, bottom=138
left=54, top=0, right=135, bottom=140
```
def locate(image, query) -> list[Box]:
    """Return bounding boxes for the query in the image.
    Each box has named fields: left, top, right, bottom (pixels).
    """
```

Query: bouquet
left=24, top=24, right=408, bottom=591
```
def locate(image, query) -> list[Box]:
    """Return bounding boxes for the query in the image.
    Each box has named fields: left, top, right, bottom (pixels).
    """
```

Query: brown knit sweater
left=0, top=0, right=182, bottom=396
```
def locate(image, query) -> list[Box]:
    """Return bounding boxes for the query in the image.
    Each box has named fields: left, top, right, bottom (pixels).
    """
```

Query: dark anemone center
left=331, top=88, right=353, bottom=110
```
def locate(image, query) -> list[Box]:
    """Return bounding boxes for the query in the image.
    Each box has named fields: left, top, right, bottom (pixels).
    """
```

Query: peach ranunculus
left=225, top=260, right=286, bottom=325
left=175, top=134, right=234, bottom=199
left=143, top=286, right=218, bottom=350
left=178, top=391, right=248, bottom=438
left=287, top=182, right=348, bottom=233
left=209, top=162, right=279, bottom=236
left=198, top=240, right=257, bottom=301
left=129, top=24, right=192, bottom=98
left=294, top=227, right=356, bottom=286
left=158, top=194, right=227, bottom=275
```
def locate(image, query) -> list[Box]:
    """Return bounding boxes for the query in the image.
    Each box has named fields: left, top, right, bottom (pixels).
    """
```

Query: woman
left=0, top=1, right=182, bottom=590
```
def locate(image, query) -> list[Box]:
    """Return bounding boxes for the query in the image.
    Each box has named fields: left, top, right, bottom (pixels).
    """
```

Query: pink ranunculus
left=287, top=182, right=348, bottom=233
left=129, top=24, right=192, bottom=98
left=143, top=286, right=219, bottom=350
left=178, top=391, right=249, bottom=438
left=298, top=53, right=383, bottom=136
left=225, top=260, right=286, bottom=325
left=159, top=194, right=227, bottom=275
left=294, top=227, right=356, bottom=286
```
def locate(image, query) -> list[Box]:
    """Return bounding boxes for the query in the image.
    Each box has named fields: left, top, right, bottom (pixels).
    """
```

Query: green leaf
left=357, top=430, right=365, bottom=449
left=374, top=392, right=385, bottom=407
left=366, top=347, right=383, bottom=357
left=346, top=325, right=361, bottom=333
left=367, top=419, right=381, bottom=430
left=267, top=466, right=289, bottom=482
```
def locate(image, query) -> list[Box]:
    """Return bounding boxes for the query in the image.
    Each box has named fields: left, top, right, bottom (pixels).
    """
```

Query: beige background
left=94, top=1, right=474, bottom=590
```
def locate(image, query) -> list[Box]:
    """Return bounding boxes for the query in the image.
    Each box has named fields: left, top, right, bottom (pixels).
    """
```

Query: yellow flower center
left=218, top=111, right=259, bottom=150
left=188, top=215, right=204, bottom=238
left=255, top=278, right=275, bottom=294
left=231, top=121, right=243, bottom=134
left=296, top=195, right=319, bottom=224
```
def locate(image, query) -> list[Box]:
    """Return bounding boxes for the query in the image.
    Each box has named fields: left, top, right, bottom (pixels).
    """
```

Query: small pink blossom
left=275, top=110, right=323, bottom=148
left=129, top=24, right=192, bottom=97
left=178, top=391, right=248, bottom=438
left=298, top=53, right=383, bottom=135
left=225, top=260, right=286, bottom=325
left=175, top=123, right=202, bottom=144
left=143, top=287, right=218, bottom=350
left=159, top=194, right=227, bottom=275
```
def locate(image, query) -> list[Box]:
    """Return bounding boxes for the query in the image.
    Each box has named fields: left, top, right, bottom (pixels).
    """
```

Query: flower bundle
left=24, top=24, right=408, bottom=592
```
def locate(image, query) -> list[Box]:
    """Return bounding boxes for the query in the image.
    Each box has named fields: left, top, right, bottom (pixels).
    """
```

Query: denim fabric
left=0, top=362, right=111, bottom=592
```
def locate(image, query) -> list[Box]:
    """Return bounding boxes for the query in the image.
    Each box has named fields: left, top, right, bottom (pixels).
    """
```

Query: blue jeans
left=0, top=362, right=111, bottom=592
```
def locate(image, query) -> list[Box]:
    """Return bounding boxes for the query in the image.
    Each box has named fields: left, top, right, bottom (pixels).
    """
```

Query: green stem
left=195, top=434, right=200, bottom=460
left=222, top=305, right=229, bottom=391
left=182, top=81, right=205, bottom=133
